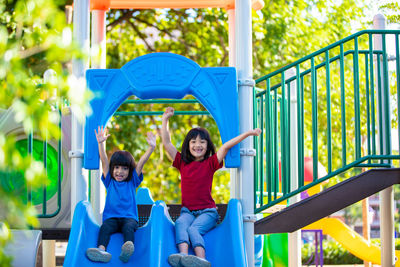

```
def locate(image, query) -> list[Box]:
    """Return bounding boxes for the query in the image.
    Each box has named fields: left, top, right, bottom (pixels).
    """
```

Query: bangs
left=186, top=128, right=209, bottom=141
left=109, top=150, right=135, bottom=181
left=181, top=127, right=216, bottom=163
left=110, top=152, right=131, bottom=166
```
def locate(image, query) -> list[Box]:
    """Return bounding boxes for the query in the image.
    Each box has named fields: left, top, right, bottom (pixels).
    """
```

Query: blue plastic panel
left=84, top=52, right=240, bottom=169
left=64, top=199, right=247, bottom=267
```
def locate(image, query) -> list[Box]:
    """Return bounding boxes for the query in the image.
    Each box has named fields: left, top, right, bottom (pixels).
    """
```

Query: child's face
left=189, top=135, right=208, bottom=161
left=113, top=165, right=129, bottom=181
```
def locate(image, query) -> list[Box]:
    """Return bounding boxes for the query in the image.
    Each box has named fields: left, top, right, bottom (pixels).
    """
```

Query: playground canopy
left=90, top=0, right=264, bottom=10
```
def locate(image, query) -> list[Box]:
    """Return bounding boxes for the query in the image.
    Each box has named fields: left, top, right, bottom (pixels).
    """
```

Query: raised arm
left=161, top=107, right=178, bottom=160
left=135, top=132, right=156, bottom=176
left=216, top=128, right=261, bottom=163
left=95, top=126, right=110, bottom=177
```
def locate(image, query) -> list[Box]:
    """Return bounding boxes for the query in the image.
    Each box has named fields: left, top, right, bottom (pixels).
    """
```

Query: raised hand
left=146, top=132, right=156, bottom=148
left=162, top=107, right=174, bottom=121
left=95, top=126, right=110, bottom=144
left=251, top=128, right=262, bottom=136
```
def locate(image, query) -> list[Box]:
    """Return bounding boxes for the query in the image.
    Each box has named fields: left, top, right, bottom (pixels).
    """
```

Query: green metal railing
left=114, top=99, right=210, bottom=116
left=254, top=30, right=400, bottom=213
left=34, top=107, right=63, bottom=218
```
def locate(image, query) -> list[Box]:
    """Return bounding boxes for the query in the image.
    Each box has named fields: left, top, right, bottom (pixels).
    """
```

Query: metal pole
left=42, top=70, right=56, bottom=267
left=235, top=0, right=255, bottom=265
left=90, top=9, right=107, bottom=224
left=373, top=13, right=395, bottom=267
left=287, top=68, right=301, bottom=266
left=362, top=198, right=372, bottom=267
left=42, top=240, right=56, bottom=267
left=228, top=8, right=240, bottom=199
left=70, top=0, right=90, bottom=220
left=91, top=10, right=107, bottom=68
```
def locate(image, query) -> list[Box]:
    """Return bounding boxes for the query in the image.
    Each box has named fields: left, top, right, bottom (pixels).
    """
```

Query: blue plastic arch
left=83, top=52, right=240, bottom=169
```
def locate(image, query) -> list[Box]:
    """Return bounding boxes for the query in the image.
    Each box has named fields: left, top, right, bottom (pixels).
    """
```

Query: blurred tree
left=379, top=1, right=400, bottom=24
left=0, top=0, right=83, bottom=266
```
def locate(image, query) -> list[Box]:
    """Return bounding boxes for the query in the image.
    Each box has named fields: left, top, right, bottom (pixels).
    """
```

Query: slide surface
left=303, top=218, right=400, bottom=266
left=64, top=199, right=247, bottom=267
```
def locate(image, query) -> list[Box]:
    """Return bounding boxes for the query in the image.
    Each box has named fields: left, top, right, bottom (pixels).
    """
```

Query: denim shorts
left=175, top=207, right=219, bottom=249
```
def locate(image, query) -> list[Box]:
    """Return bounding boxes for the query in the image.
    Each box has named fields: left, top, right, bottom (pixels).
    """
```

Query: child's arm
left=216, top=128, right=262, bottom=163
left=135, top=132, right=156, bottom=176
left=95, top=126, right=110, bottom=177
left=161, top=107, right=178, bottom=160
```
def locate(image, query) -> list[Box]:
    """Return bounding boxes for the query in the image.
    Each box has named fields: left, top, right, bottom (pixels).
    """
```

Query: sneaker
left=86, top=247, right=112, bottom=262
left=119, top=241, right=134, bottom=263
left=181, top=255, right=211, bottom=267
left=168, top=253, right=185, bottom=267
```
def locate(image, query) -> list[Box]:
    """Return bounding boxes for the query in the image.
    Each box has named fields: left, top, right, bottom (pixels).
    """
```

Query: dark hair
left=109, top=150, right=136, bottom=182
left=181, top=127, right=216, bottom=163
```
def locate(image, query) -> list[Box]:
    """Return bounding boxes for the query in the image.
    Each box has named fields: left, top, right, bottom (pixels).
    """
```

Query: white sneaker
left=168, top=253, right=186, bottom=267
left=86, top=247, right=112, bottom=262
left=181, top=255, right=211, bottom=267
left=119, top=241, right=134, bottom=263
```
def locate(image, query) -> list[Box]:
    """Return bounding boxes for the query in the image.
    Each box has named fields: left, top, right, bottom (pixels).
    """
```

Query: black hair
left=109, top=150, right=136, bottom=182
left=181, top=127, right=216, bottom=164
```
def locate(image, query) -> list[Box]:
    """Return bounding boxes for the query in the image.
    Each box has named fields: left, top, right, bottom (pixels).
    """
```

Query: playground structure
left=0, top=107, right=72, bottom=230
left=2, top=0, right=400, bottom=266
left=64, top=188, right=247, bottom=266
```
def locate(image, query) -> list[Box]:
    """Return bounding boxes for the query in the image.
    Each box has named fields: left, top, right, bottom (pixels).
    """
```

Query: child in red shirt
left=161, top=107, right=261, bottom=267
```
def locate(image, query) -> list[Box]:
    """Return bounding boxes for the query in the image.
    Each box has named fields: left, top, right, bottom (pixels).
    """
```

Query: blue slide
left=64, top=199, right=247, bottom=266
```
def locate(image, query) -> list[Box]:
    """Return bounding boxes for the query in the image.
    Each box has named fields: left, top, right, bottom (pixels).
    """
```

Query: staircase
left=253, top=29, right=400, bottom=233
left=255, top=168, right=400, bottom=234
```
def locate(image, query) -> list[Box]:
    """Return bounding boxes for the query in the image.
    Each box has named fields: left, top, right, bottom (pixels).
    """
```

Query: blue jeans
left=175, top=207, right=219, bottom=249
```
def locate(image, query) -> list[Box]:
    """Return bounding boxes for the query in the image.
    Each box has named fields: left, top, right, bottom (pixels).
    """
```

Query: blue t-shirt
left=101, top=169, right=143, bottom=222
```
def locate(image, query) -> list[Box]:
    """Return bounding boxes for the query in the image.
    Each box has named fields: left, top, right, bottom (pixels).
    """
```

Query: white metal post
left=91, top=10, right=107, bottom=69
left=228, top=8, right=236, bottom=68
left=235, top=0, right=255, bottom=266
left=373, top=13, right=395, bottom=267
left=42, top=69, right=57, bottom=267
left=70, top=0, right=90, bottom=220
left=287, top=68, right=301, bottom=266
left=90, top=9, right=107, bottom=224
left=228, top=8, right=240, bottom=199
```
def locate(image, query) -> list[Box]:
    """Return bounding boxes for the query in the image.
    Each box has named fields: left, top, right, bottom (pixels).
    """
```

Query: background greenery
left=102, top=0, right=371, bottom=203
left=0, top=0, right=399, bottom=266
left=302, top=238, right=400, bottom=264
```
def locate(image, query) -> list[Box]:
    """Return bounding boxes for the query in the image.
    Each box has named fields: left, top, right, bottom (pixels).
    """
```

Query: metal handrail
left=254, top=30, right=400, bottom=213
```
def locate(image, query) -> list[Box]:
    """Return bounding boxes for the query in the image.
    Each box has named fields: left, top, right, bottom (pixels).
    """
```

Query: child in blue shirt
left=86, top=125, right=156, bottom=263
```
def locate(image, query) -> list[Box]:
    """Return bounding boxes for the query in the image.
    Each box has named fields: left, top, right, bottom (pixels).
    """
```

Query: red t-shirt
left=173, top=152, right=223, bottom=210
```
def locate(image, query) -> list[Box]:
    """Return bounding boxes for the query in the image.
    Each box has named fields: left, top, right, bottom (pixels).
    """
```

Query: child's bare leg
left=178, top=242, right=189, bottom=254
left=168, top=242, right=189, bottom=267
left=98, top=245, right=106, bottom=250
left=193, top=246, right=205, bottom=259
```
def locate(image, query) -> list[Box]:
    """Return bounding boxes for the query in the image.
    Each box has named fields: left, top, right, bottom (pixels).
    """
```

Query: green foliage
left=302, top=239, right=362, bottom=264
left=0, top=0, right=82, bottom=266
left=0, top=1, right=376, bottom=265
left=107, top=100, right=230, bottom=203
left=379, top=2, right=400, bottom=24
left=302, top=238, right=400, bottom=264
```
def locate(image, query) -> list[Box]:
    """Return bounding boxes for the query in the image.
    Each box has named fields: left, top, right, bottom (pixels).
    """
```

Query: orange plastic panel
left=91, top=0, right=264, bottom=11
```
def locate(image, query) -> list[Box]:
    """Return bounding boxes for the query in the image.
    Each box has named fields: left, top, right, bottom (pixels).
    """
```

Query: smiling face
left=112, top=165, right=130, bottom=181
left=189, top=135, right=208, bottom=161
